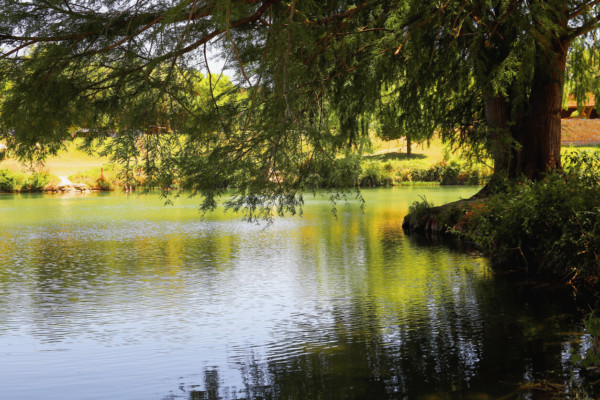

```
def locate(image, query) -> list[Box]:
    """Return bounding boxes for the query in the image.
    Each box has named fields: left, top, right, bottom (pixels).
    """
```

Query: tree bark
left=512, top=40, right=567, bottom=179
left=485, top=40, right=569, bottom=181
left=478, top=2, right=570, bottom=182
left=406, top=134, right=412, bottom=158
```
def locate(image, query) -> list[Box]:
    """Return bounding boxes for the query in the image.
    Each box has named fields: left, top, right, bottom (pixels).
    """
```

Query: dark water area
left=0, top=188, right=595, bottom=399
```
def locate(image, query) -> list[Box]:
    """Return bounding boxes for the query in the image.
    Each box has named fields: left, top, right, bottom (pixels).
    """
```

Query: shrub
left=414, top=161, right=490, bottom=185
left=582, top=310, right=600, bottom=368
left=382, top=161, right=395, bottom=173
left=405, top=196, right=435, bottom=228
left=460, top=171, right=600, bottom=282
left=95, top=176, right=113, bottom=191
left=332, top=156, right=361, bottom=187
left=68, top=164, right=141, bottom=190
left=294, top=154, right=491, bottom=188
left=464, top=167, right=483, bottom=185
left=440, top=161, right=461, bottom=184
left=69, top=169, right=101, bottom=189
left=395, top=167, right=414, bottom=183
left=563, top=149, right=600, bottom=186
left=298, top=155, right=361, bottom=188
left=0, top=169, right=25, bottom=192
left=43, top=175, right=61, bottom=191
left=23, top=172, right=51, bottom=192
left=359, top=161, right=393, bottom=187
left=0, top=169, right=57, bottom=192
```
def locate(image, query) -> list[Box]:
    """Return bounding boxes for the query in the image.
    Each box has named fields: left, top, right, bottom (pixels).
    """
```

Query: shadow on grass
left=364, top=151, right=428, bottom=161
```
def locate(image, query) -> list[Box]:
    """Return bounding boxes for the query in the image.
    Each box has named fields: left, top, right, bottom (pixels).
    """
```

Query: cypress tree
left=2, top=0, right=600, bottom=214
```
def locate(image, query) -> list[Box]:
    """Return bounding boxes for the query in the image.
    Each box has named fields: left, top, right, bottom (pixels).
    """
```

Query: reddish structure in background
left=561, top=95, right=600, bottom=145
left=562, top=94, right=598, bottom=119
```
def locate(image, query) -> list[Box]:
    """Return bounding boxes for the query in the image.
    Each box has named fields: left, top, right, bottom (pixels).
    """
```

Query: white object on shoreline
left=58, top=176, right=74, bottom=186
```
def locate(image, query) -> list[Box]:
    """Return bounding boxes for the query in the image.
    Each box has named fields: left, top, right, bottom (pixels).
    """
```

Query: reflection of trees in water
left=165, top=205, right=592, bottom=399
left=162, top=368, right=224, bottom=400
left=168, top=277, right=591, bottom=400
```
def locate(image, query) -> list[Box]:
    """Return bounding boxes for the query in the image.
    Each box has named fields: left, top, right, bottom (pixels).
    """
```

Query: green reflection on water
left=0, top=188, right=593, bottom=399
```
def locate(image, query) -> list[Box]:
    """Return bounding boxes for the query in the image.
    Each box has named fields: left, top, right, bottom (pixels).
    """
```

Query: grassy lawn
left=561, top=144, right=600, bottom=153
left=371, top=138, right=600, bottom=168
left=1, top=137, right=452, bottom=177
left=0, top=140, right=108, bottom=177
left=0, top=136, right=598, bottom=180
left=368, top=136, right=480, bottom=168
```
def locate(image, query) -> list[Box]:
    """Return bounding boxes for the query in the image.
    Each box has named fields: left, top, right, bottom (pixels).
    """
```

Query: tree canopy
left=2, top=0, right=600, bottom=217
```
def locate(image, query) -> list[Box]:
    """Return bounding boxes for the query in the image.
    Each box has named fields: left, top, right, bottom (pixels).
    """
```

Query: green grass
left=38, top=141, right=108, bottom=177
left=370, top=138, right=600, bottom=168
left=0, top=136, right=596, bottom=191
left=0, top=140, right=108, bottom=177
left=368, top=137, right=449, bottom=167
left=561, top=144, right=600, bottom=154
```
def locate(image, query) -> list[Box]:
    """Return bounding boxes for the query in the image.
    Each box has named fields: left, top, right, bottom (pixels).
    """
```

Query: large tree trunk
left=480, top=3, right=569, bottom=182
left=406, top=134, right=412, bottom=158
left=511, top=34, right=569, bottom=179
left=513, top=44, right=567, bottom=179
left=486, top=40, right=569, bottom=181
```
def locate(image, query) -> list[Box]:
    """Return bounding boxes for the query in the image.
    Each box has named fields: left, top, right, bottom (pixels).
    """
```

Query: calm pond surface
left=0, top=187, right=593, bottom=399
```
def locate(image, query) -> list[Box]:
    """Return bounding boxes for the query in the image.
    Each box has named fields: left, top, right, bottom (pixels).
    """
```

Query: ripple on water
left=0, top=189, right=592, bottom=399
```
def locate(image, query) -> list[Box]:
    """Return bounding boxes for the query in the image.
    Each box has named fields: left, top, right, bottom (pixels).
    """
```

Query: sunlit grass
left=0, top=140, right=108, bottom=177
left=0, top=136, right=598, bottom=180
left=369, top=136, right=472, bottom=169
left=561, top=144, right=600, bottom=154
left=40, top=141, right=109, bottom=177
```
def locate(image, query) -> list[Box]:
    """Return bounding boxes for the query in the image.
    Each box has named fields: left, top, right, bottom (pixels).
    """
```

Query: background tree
left=375, top=82, right=437, bottom=158
left=564, top=36, right=600, bottom=113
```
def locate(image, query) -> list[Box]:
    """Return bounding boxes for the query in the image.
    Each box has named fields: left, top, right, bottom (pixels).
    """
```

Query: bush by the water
left=69, top=164, right=144, bottom=190
left=24, top=172, right=52, bottom=191
left=359, top=159, right=488, bottom=187
left=298, top=155, right=362, bottom=188
left=581, top=310, right=600, bottom=369
left=458, top=150, right=600, bottom=284
left=0, top=169, right=23, bottom=192
left=298, top=156, right=490, bottom=188
left=0, top=169, right=52, bottom=192
left=405, top=196, right=435, bottom=229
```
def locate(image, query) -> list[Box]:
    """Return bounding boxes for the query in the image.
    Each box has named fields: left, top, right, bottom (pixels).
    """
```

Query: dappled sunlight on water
left=0, top=188, right=593, bottom=399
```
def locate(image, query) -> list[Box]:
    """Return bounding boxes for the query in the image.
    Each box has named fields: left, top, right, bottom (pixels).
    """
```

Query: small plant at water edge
left=573, top=309, right=600, bottom=378
left=583, top=310, right=600, bottom=369
left=405, top=196, right=434, bottom=228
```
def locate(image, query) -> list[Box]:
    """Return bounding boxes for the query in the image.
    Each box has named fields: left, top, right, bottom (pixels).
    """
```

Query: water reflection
left=0, top=189, right=593, bottom=399
left=163, top=283, right=587, bottom=399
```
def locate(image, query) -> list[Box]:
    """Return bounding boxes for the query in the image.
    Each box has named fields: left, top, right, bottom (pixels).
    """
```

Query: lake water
left=0, top=188, right=593, bottom=399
